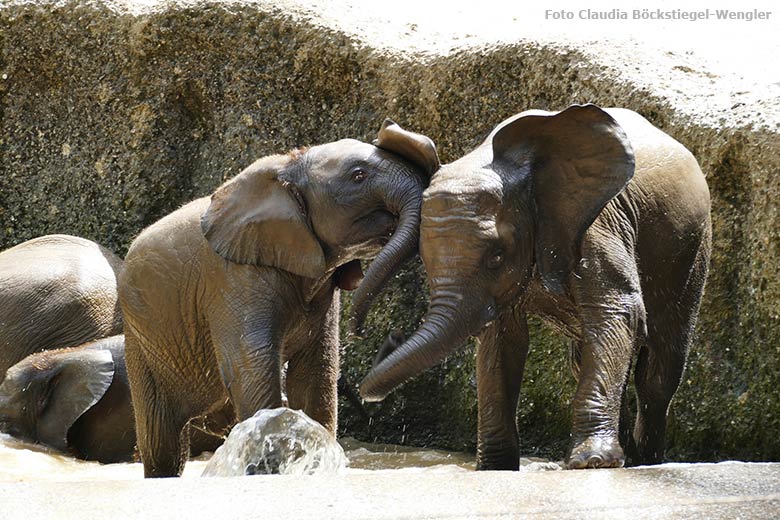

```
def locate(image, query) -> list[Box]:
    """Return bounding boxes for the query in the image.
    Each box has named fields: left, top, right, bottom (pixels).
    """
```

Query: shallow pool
left=0, top=433, right=494, bottom=481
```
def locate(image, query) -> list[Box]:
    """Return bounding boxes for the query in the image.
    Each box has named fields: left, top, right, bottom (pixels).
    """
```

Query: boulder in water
left=202, top=408, right=347, bottom=477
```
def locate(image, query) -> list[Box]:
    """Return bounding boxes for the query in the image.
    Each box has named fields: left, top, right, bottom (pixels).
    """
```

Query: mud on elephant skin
left=119, top=120, right=438, bottom=477
left=0, top=234, right=124, bottom=375
left=360, top=104, right=712, bottom=471
left=0, top=335, right=228, bottom=463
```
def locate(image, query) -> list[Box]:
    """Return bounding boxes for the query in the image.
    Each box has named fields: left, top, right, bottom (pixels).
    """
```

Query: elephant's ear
left=374, top=119, right=440, bottom=177
left=37, top=349, right=115, bottom=452
left=492, top=104, right=635, bottom=294
left=201, top=155, right=326, bottom=279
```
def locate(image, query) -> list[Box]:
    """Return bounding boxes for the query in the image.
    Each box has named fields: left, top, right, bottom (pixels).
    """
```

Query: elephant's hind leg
left=634, top=236, right=710, bottom=465
left=125, top=331, right=191, bottom=477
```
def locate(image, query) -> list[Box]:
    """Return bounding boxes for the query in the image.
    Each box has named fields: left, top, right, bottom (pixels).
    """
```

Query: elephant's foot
left=567, top=434, right=625, bottom=469
left=476, top=444, right=520, bottom=471
left=476, top=456, right=520, bottom=471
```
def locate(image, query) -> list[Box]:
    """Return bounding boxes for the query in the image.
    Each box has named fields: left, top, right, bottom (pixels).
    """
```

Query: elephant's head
left=360, top=104, right=635, bottom=401
left=0, top=348, right=115, bottom=451
left=201, top=120, right=438, bottom=308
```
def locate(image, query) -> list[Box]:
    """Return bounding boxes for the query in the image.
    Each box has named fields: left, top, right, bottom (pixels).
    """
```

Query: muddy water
left=4, top=432, right=778, bottom=519
left=0, top=433, right=492, bottom=481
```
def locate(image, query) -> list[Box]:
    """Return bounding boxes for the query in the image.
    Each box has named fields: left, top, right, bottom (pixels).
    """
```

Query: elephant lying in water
left=120, top=120, right=439, bottom=477
left=0, top=234, right=123, bottom=375
left=0, top=335, right=227, bottom=463
left=360, top=105, right=711, bottom=470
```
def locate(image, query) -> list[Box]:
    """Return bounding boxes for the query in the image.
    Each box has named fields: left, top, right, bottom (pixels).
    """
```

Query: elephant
left=0, top=234, right=124, bottom=375
left=0, top=335, right=133, bottom=462
left=359, top=105, right=712, bottom=471
left=0, top=335, right=228, bottom=463
left=119, top=120, right=439, bottom=477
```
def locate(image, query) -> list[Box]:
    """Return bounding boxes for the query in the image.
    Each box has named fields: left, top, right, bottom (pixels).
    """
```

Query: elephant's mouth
left=334, top=259, right=364, bottom=291
left=355, top=210, right=397, bottom=244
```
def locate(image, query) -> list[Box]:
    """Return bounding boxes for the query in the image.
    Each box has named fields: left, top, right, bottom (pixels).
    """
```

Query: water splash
left=202, top=408, right=348, bottom=477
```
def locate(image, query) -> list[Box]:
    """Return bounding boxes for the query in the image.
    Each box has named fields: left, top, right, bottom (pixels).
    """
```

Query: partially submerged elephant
left=360, top=105, right=711, bottom=470
left=0, top=335, right=227, bottom=463
left=0, top=336, right=133, bottom=462
left=120, top=121, right=439, bottom=477
left=0, top=234, right=123, bottom=375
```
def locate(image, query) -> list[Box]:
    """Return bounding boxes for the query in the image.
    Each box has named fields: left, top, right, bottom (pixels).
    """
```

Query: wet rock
left=202, top=408, right=347, bottom=477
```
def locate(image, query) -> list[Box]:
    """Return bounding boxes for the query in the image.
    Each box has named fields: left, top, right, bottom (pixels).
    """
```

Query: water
left=0, top=431, right=481, bottom=482
left=203, top=408, right=349, bottom=477
left=2, top=430, right=777, bottom=519
left=0, top=431, right=567, bottom=482
left=0, top=407, right=562, bottom=481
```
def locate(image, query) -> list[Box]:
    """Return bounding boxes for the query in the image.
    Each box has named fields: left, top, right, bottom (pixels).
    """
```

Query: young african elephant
left=0, top=234, right=123, bottom=375
left=0, top=335, right=226, bottom=463
left=360, top=105, right=712, bottom=470
left=0, top=336, right=133, bottom=462
left=119, top=121, right=438, bottom=477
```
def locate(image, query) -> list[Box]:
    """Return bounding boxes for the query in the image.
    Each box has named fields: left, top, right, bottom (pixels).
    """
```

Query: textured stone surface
left=1, top=0, right=778, bottom=460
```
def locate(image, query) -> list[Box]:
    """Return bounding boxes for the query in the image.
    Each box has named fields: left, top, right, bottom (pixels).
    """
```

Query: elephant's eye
left=350, top=168, right=368, bottom=183
left=487, top=250, right=504, bottom=269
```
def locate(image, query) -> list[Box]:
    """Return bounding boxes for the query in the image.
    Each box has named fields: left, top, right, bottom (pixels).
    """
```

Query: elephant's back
left=119, top=197, right=224, bottom=393
left=0, top=234, right=122, bottom=282
left=605, top=110, right=712, bottom=302
left=120, top=198, right=215, bottom=313
left=123, top=198, right=212, bottom=267
left=0, top=235, right=124, bottom=373
left=607, top=109, right=711, bottom=229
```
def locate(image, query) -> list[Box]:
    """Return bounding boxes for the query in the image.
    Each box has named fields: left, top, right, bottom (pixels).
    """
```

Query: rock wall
left=2, top=0, right=778, bottom=460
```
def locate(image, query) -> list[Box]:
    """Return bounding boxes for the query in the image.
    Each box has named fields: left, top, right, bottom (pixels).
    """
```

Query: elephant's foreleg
left=475, top=307, right=529, bottom=471
left=208, top=315, right=283, bottom=420
left=568, top=231, right=645, bottom=470
left=218, top=340, right=283, bottom=421
left=575, top=340, right=640, bottom=465
left=286, top=293, right=340, bottom=434
left=567, top=307, right=638, bottom=469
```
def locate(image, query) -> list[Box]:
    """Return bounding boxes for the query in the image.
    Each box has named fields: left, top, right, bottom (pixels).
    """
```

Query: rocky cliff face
left=2, top=0, right=778, bottom=460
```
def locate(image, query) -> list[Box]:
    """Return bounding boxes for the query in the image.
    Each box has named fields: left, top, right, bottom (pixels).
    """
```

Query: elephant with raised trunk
left=360, top=105, right=711, bottom=470
left=120, top=121, right=438, bottom=477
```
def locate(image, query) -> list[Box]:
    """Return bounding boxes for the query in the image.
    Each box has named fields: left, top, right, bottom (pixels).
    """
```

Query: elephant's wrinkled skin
left=120, top=122, right=438, bottom=477
left=360, top=105, right=712, bottom=470
left=0, top=235, right=123, bottom=374
left=0, top=335, right=226, bottom=463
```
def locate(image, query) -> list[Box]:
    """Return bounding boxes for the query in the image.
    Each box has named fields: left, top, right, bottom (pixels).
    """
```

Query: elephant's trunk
left=350, top=184, right=422, bottom=332
left=359, top=289, right=494, bottom=402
